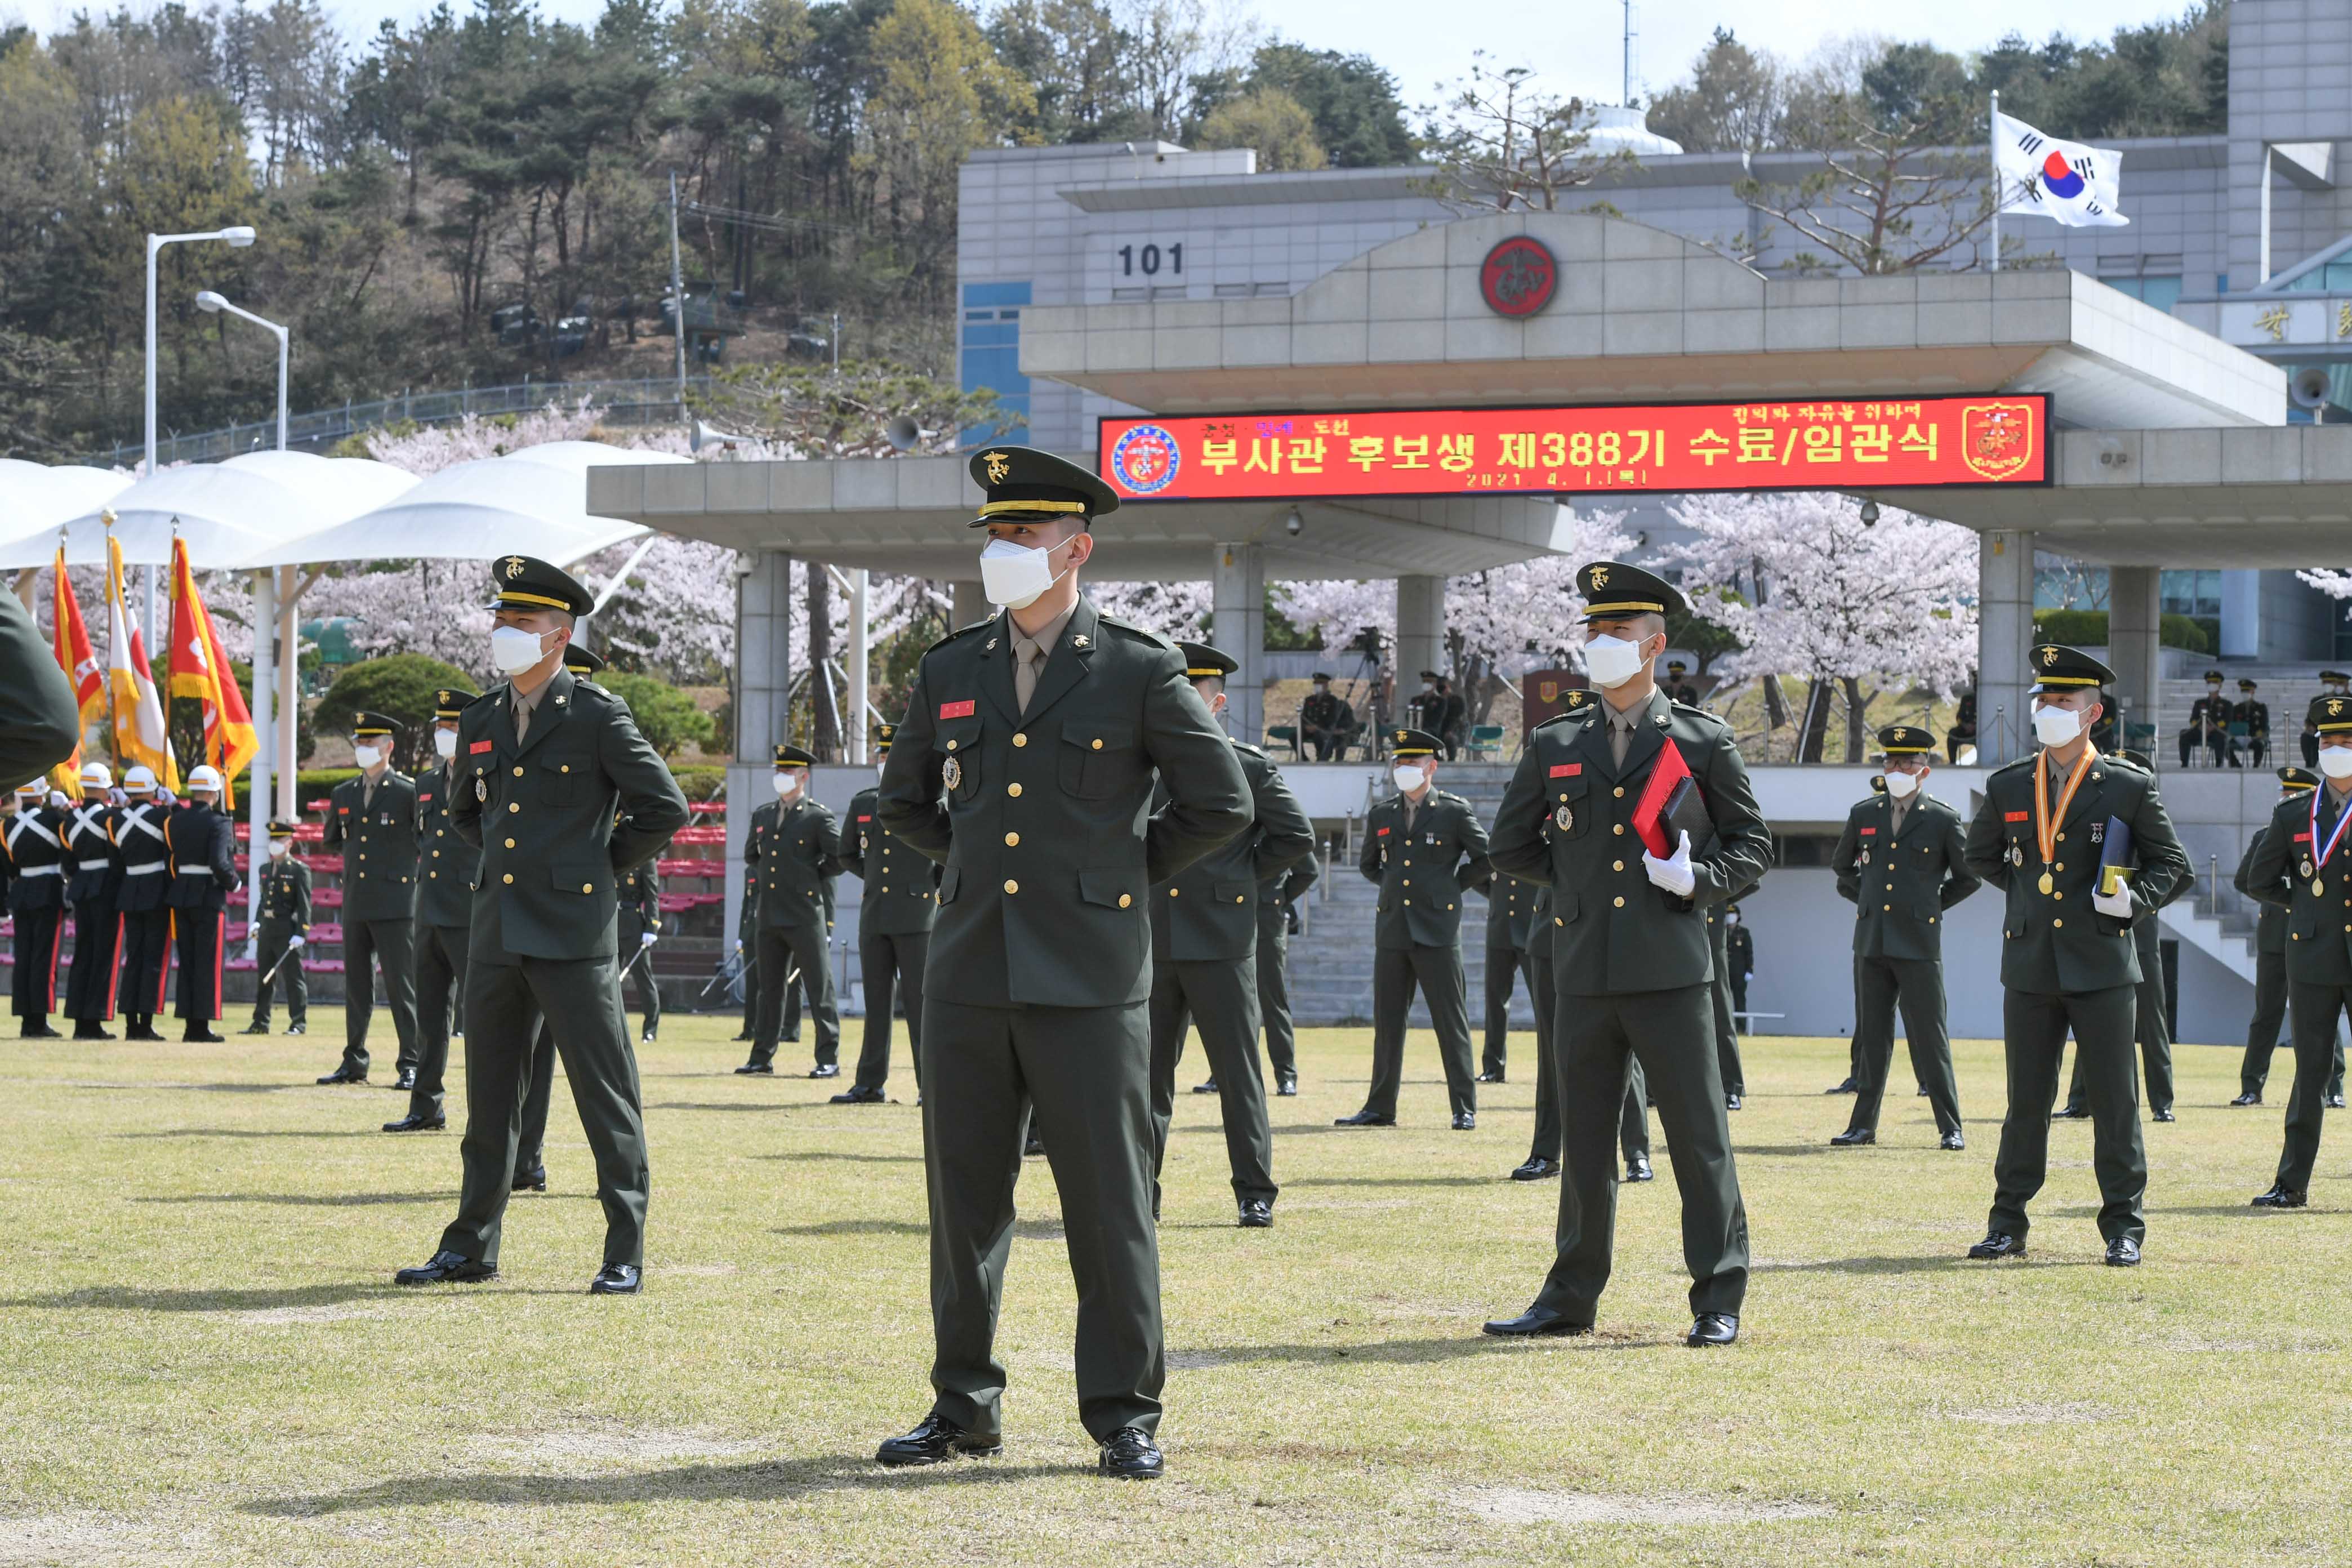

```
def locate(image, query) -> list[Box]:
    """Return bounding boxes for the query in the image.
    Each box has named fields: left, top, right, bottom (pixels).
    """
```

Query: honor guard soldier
left=5, top=781, right=68, bottom=1037
left=1828, top=725, right=1980, bottom=1150
left=62, top=761, right=126, bottom=1041
left=244, top=818, right=311, bottom=1036
left=2235, top=679, right=2270, bottom=767
left=2239, top=700, right=2352, bottom=1205
left=1251, top=854, right=1317, bottom=1097
left=2059, top=749, right=2185, bottom=1122
left=1299, top=671, right=1355, bottom=761
left=1146, top=642, right=1315, bottom=1227
left=1515, top=884, right=1656, bottom=1186
left=2233, top=768, right=2345, bottom=1108
left=835, top=721, right=935, bottom=1103
left=394, top=553, right=688, bottom=1295
left=872, top=444, right=1249, bottom=1481
left=1340, top=727, right=1493, bottom=1129
left=163, top=765, right=238, bottom=1042
left=2179, top=669, right=2232, bottom=768
left=1483, top=561, right=1770, bottom=1349
left=737, top=744, right=843, bottom=1076
left=112, top=765, right=175, bottom=1041
left=1662, top=660, right=1703, bottom=707
left=1478, top=868, right=1539, bottom=1084
left=1961, top=647, right=2189, bottom=1266
left=318, top=714, right=421, bottom=1086
left=389, top=689, right=482, bottom=1130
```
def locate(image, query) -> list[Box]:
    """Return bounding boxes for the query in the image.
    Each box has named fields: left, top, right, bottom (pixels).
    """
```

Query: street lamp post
left=144, top=226, right=255, bottom=634
left=191, top=286, right=284, bottom=949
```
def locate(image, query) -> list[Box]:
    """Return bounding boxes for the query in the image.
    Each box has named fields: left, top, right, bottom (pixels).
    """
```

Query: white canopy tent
left=0, top=460, right=136, bottom=557
left=5, top=451, right=420, bottom=571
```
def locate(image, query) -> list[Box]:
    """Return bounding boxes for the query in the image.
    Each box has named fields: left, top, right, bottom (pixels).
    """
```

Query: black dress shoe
left=589, top=1263, right=642, bottom=1294
left=733, top=1062, right=773, bottom=1075
left=1482, top=1304, right=1593, bottom=1338
left=123, top=1021, right=164, bottom=1042
left=1724, top=1093, right=1743, bottom=1111
left=317, top=1067, right=366, bottom=1085
left=1334, top=1110, right=1395, bottom=1127
left=394, top=1250, right=495, bottom=1285
left=1625, top=1152, right=1654, bottom=1182
left=1940, top=1130, right=1967, bottom=1151
left=2103, top=1236, right=2141, bottom=1267
left=1452, top=1112, right=1476, bottom=1131
left=830, top=1084, right=887, bottom=1104
left=1510, top=1155, right=1560, bottom=1182
left=1916, top=1085, right=1929, bottom=1097
left=239, top=1021, right=270, bottom=1036
left=876, top=1414, right=1000, bottom=1467
left=1825, top=1076, right=1857, bottom=1094
left=1276, top=1075, right=1298, bottom=1097
left=2330, top=1094, right=2347, bottom=1110
left=72, top=1022, right=114, bottom=1040
left=1098, top=1426, right=1163, bottom=1479
left=2230, top=1091, right=2262, bottom=1107
left=2252, top=1183, right=2308, bottom=1208
left=640, top=1026, right=657, bottom=1043
left=2055, top=1102, right=2091, bottom=1120
left=19, top=1022, right=61, bottom=1039
left=393, top=1070, right=416, bottom=1092
left=2152, top=1107, right=2175, bottom=1122
left=382, top=1113, right=446, bottom=1133
left=284, top=1022, right=305, bottom=1035
left=1191, top=1077, right=1219, bottom=1094
left=513, top=1165, right=547, bottom=1192
left=1237, top=1199, right=1273, bottom=1228
left=1830, top=1128, right=1874, bottom=1147
left=184, top=1027, right=226, bottom=1044
left=1687, top=1312, right=1739, bottom=1347
left=1476, top=1070, right=1504, bottom=1084
left=1967, top=1231, right=2025, bottom=1260
left=730, top=1030, right=756, bottom=1043
left=808, top=1063, right=841, bottom=1079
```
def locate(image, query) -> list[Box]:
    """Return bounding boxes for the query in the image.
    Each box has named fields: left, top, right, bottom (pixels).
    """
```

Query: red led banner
left=1097, top=395, right=2048, bottom=501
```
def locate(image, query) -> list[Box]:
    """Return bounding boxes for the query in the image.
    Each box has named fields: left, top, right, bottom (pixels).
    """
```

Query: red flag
left=47, top=546, right=102, bottom=792
left=1630, top=738, right=1694, bottom=859
left=167, top=537, right=257, bottom=808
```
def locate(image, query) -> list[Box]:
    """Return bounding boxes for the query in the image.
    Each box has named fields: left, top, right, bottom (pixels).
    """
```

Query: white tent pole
left=587, top=534, right=662, bottom=616
left=277, top=565, right=300, bottom=820
left=246, top=566, right=274, bottom=952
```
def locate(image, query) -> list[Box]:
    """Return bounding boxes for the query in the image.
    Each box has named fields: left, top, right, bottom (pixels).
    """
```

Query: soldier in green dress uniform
left=1251, top=855, right=1317, bottom=1097
left=2240, top=701, right=2352, bottom=1205
left=872, top=446, right=1250, bottom=1481
left=2179, top=669, right=2231, bottom=768
left=2235, top=679, right=2270, bottom=768
left=1478, top=867, right=1539, bottom=1084
left=1482, top=561, right=1770, bottom=1348
left=1146, top=643, right=1315, bottom=1227
left=2233, top=767, right=2345, bottom=1108
left=1513, top=884, right=1655, bottom=1186
left=1338, top=727, right=1493, bottom=1130
left=243, top=819, right=311, bottom=1035
left=1707, top=900, right=1748, bottom=1110
left=1828, top=724, right=1980, bottom=1150
left=836, top=721, right=936, bottom=1103
left=392, top=555, right=688, bottom=1295
left=317, top=714, right=421, bottom=1086
left=736, top=744, right=843, bottom=1075
left=1661, top=661, right=1702, bottom=707
left=1961, top=647, right=2190, bottom=1266
left=1299, top=672, right=1355, bottom=761
left=2058, top=748, right=2185, bottom=1122
left=0, top=586, right=79, bottom=793
left=389, top=689, right=480, bottom=1131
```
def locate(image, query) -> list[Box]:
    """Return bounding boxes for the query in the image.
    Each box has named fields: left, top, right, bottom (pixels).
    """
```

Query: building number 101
left=1116, top=243, right=1183, bottom=277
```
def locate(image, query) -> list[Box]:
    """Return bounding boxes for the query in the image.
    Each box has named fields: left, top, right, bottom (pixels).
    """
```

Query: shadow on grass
left=240, top=1451, right=1078, bottom=1514
left=113, top=1128, right=383, bottom=1139
left=1753, top=1254, right=2099, bottom=1274
left=2050, top=1203, right=2284, bottom=1219
left=773, top=1219, right=927, bottom=1238
left=130, top=1191, right=465, bottom=1208
left=1282, top=1175, right=1497, bottom=1190
left=72, top=1081, right=315, bottom=1094
left=647, top=1102, right=799, bottom=1114
left=1211, top=1333, right=1674, bottom=1366
left=1732, top=1144, right=1836, bottom=1159
left=2, top=1281, right=397, bottom=1313
left=757, top=1151, right=923, bottom=1165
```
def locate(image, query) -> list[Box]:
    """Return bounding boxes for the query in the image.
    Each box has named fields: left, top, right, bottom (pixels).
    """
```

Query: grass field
left=6, top=1013, right=2351, bottom=1566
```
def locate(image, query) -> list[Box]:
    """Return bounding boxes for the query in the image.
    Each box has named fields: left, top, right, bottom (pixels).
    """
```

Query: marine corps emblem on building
left=1960, top=400, right=2039, bottom=482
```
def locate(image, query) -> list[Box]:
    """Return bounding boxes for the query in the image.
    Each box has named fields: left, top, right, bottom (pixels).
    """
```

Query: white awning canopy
left=0, top=460, right=137, bottom=560
left=243, top=441, right=691, bottom=569
left=4, top=451, right=421, bottom=571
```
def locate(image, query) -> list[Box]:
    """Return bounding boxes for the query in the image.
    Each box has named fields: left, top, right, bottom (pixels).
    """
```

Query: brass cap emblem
left=2041, top=645, right=2059, bottom=666
left=503, top=555, right=527, bottom=580
left=1589, top=564, right=1611, bottom=587
left=983, top=451, right=1010, bottom=484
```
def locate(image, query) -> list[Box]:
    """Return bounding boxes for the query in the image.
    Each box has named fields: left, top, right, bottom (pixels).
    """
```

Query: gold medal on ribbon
left=2316, top=878, right=2327, bottom=898
left=2038, top=872, right=2055, bottom=896
left=2033, top=743, right=2097, bottom=900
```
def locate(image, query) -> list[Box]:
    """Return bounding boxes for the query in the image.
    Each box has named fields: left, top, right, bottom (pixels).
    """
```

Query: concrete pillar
left=846, top=567, right=870, bottom=761
left=730, top=549, right=793, bottom=942
left=1211, top=542, right=1264, bottom=743
left=2220, top=568, right=2260, bottom=657
left=2108, top=565, right=2162, bottom=755
left=952, top=579, right=990, bottom=630
left=1976, top=529, right=2035, bottom=767
left=1396, top=574, right=1446, bottom=692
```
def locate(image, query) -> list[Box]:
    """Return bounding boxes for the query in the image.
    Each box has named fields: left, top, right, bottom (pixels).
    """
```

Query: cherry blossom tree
left=1664, top=491, right=1977, bottom=761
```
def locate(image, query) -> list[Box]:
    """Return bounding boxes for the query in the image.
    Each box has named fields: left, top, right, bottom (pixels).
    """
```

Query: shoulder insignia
left=1530, top=713, right=1576, bottom=733
left=1096, top=614, right=1176, bottom=651
left=1231, top=740, right=1267, bottom=758
left=925, top=618, right=996, bottom=654
left=1988, top=755, right=2035, bottom=781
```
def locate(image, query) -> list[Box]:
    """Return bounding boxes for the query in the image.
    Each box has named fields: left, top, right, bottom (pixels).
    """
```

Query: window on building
left=2161, top=569, right=2221, bottom=620
left=2102, top=275, right=2182, bottom=315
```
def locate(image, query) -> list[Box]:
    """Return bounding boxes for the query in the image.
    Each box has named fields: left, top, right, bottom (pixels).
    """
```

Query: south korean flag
left=1995, top=110, right=2130, bottom=228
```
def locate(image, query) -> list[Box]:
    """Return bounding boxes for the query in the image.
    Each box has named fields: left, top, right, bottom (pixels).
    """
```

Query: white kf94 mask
left=979, top=538, right=1067, bottom=611
left=1583, top=634, right=1648, bottom=689
left=1883, top=769, right=1919, bottom=799
left=2032, top=704, right=2083, bottom=749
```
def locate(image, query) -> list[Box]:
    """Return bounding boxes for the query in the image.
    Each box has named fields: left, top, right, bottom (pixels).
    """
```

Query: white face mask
left=2322, top=747, right=2352, bottom=781
left=1393, top=764, right=1427, bottom=794
left=1883, top=769, right=1919, bottom=799
left=978, top=537, right=1068, bottom=611
left=352, top=743, right=384, bottom=770
left=267, top=839, right=291, bottom=858
left=434, top=729, right=458, bottom=759
left=491, top=624, right=552, bottom=676
left=774, top=770, right=803, bottom=798
left=1584, top=633, right=1649, bottom=689
left=2032, top=703, right=2084, bottom=749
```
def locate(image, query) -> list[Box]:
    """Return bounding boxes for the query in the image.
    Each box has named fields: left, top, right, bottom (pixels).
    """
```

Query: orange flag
left=167, top=536, right=257, bottom=809
left=48, top=545, right=103, bottom=793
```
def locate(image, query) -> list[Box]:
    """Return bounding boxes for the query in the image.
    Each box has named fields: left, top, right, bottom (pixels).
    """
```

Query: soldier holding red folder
left=1481, top=561, right=1772, bottom=1349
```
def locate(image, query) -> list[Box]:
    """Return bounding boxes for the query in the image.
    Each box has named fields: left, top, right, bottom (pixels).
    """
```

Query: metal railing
left=81, top=376, right=714, bottom=468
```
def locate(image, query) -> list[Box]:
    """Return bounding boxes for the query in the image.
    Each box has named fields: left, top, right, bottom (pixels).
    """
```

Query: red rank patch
left=2004, top=810, right=2030, bottom=822
left=1377, top=826, right=1391, bottom=836
left=2296, top=832, right=2314, bottom=842
left=1548, top=763, right=1582, bottom=777
left=1859, top=827, right=1877, bottom=836
left=337, top=806, right=349, bottom=815
left=470, top=740, right=494, bottom=755
left=939, top=700, right=977, bottom=719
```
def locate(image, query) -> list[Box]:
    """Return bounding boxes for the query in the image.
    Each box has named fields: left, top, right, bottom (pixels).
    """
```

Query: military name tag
left=1554, top=804, right=1574, bottom=832
left=942, top=755, right=962, bottom=791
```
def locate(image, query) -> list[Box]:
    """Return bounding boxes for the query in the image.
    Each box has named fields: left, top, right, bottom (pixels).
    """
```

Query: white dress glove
left=2093, top=887, right=2134, bottom=919
left=1643, top=829, right=1698, bottom=898
left=640, top=930, right=659, bottom=948
left=288, top=934, right=305, bottom=949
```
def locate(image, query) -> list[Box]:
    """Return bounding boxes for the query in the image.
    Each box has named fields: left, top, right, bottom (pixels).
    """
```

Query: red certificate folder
left=1631, top=740, right=1693, bottom=858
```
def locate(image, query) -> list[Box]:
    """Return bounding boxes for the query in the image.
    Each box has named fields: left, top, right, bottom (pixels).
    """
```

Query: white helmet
left=14, top=781, right=44, bottom=799
left=122, top=765, right=157, bottom=794
left=79, top=761, right=112, bottom=790
left=185, top=764, right=223, bottom=794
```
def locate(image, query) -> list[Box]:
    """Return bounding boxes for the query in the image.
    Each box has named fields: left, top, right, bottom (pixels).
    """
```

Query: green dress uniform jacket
left=435, top=667, right=689, bottom=1271
left=876, top=595, right=1250, bottom=1445
left=409, top=762, right=479, bottom=1118
left=1299, top=690, right=1355, bottom=759
left=323, top=769, right=422, bottom=1078
left=1962, top=750, right=2190, bottom=1246
left=1355, top=786, right=1492, bottom=1121
left=1488, top=686, right=1772, bottom=1322
left=744, top=794, right=843, bottom=1068
left=1147, top=741, right=1315, bottom=1209
left=842, top=783, right=937, bottom=1092
left=0, top=589, right=81, bottom=794
left=249, top=855, right=311, bottom=1030
left=2234, top=826, right=2342, bottom=1101
left=2240, top=785, right=2352, bottom=1192
left=1830, top=789, right=1980, bottom=1139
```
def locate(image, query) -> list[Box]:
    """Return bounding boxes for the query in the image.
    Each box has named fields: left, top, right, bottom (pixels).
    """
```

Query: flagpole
left=1989, top=90, right=2001, bottom=274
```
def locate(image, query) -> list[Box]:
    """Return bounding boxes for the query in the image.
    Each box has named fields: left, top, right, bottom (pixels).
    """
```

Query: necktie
left=1016, top=642, right=1046, bottom=713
